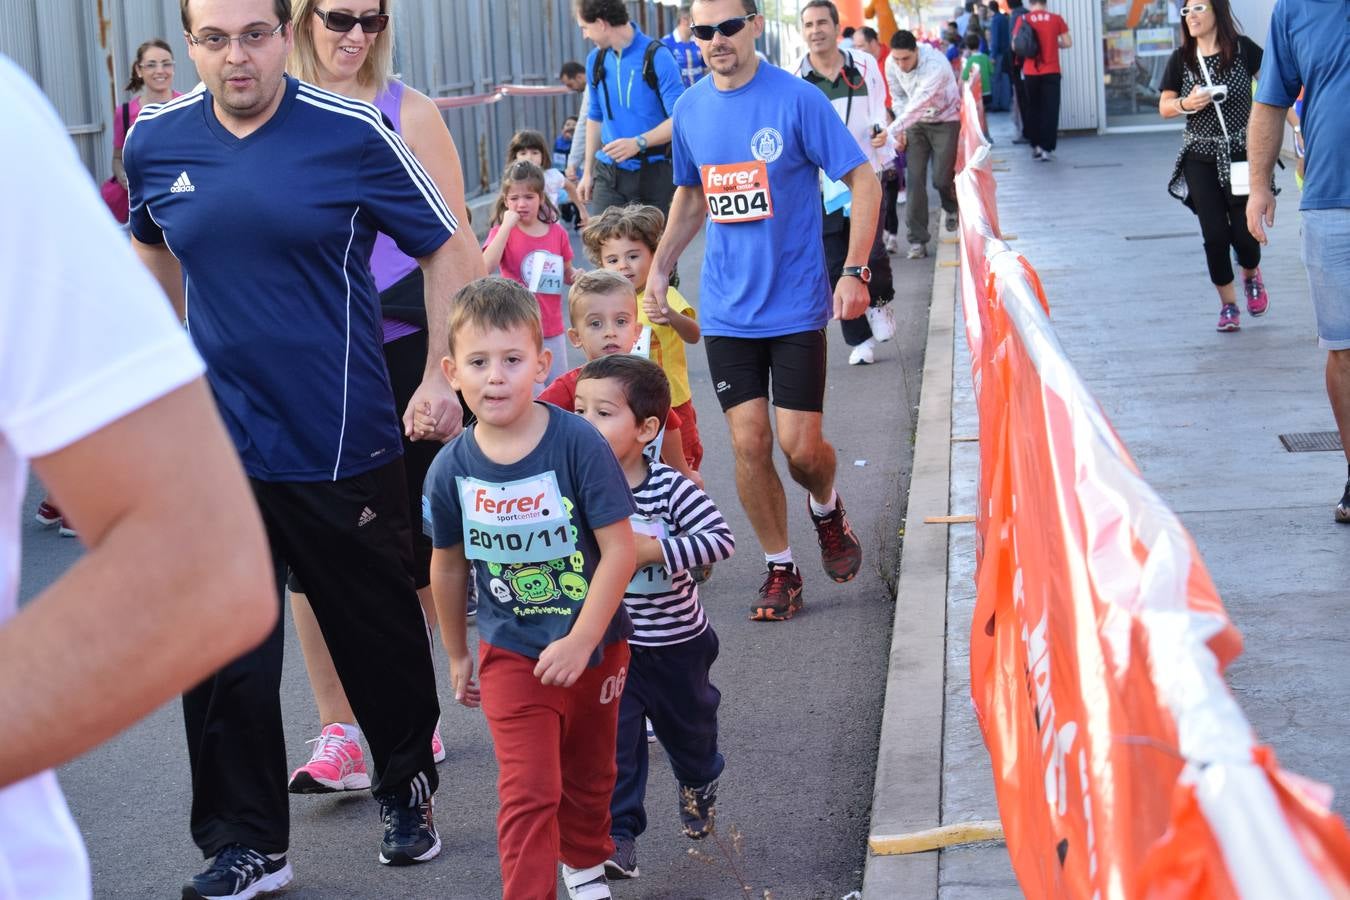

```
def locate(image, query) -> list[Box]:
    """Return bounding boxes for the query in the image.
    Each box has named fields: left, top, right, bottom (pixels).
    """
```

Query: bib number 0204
left=707, top=191, right=769, bottom=220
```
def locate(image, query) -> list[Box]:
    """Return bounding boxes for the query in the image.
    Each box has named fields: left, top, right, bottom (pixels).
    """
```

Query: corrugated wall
left=1057, top=0, right=1102, bottom=131
left=4, top=0, right=791, bottom=198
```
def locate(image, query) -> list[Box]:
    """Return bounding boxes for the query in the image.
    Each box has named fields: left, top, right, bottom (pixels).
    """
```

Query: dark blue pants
left=611, top=626, right=724, bottom=841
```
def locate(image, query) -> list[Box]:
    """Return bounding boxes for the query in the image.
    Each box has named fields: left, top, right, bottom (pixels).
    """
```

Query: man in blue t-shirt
left=1247, top=0, right=1350, bottom=524
left=663, top=2, right=709, bottom=88
left=646, top=0, right=880, bottom=623
left=575, top=0, right=687, bottom=217
left=123, top=1, right=483, bottom=894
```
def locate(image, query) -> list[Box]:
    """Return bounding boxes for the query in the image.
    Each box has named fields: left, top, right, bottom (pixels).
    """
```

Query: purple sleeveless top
left=371, top=80, right=422, bottom=343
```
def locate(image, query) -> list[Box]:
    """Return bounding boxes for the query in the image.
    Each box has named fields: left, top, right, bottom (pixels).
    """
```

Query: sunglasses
left=1180, top=4, right=1208, bottom=14
left=690, top=13, right=757, bottom=41
left=313, top=8, right=390, bottom=34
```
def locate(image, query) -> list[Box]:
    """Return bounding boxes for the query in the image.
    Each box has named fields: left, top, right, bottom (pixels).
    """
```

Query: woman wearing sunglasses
left=1159, top=0, right=1269, bottom=332
left=285, top=0, right=481, bottom=794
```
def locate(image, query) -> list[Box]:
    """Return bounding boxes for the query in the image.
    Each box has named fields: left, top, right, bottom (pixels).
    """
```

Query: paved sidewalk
left=928, top=119, right=1350, bottom=896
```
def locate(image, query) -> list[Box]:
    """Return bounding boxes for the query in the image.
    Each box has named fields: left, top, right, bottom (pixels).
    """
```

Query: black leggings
left=1184, top=156, right=1261, bottom=286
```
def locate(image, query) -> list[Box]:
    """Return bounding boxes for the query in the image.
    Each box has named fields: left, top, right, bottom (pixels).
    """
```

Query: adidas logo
left=357, top=506, right=377, bottom=527
left=170, top=171, right=195, bottom=193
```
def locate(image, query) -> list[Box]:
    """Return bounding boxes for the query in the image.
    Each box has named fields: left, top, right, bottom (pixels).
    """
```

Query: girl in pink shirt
left=483, top=161, right=580, bottom=389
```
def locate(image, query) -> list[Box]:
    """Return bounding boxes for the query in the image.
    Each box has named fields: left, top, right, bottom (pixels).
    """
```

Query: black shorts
left=703, top=330, right=828, bottom=413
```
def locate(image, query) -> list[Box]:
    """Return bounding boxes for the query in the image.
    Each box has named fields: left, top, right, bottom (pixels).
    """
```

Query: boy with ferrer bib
left=571, top=355, right=735, bottom=880
left=425, top=277, right=637, bottom=900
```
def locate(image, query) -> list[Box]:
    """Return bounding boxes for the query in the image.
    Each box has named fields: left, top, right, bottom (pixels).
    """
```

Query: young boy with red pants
left=426, top=276, right=637, bottom=900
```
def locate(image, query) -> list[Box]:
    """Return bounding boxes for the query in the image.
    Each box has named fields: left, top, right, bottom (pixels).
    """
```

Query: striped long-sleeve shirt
left=626, top=462, right=735, bottom=647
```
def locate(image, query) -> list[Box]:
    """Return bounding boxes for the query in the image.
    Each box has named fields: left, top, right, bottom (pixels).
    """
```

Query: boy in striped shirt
left=572, top=354, right=735, bottom=881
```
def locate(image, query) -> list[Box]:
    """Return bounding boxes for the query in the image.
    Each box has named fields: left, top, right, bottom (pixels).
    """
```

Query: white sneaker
left=906, top=243, right=927, bottom=259
left=866, top=305, right=896, bottom=342
left=883, top=231, right=898, bottom=253
left=848, top=339, right=876, bottom=366
left=563, top=863, right=612, bottom=899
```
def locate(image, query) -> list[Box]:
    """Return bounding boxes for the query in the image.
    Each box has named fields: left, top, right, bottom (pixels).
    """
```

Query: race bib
left=458, top=473, right=577, bottom=564
left=700, top=160, right=773, bottom=224
left=523, top=250, right=565, bottom=294
left=627, top=514, right=673, bottom=595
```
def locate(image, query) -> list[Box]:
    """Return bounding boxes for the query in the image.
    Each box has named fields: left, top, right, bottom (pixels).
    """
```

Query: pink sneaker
left=1244, top=269, right=1269, bottom=317
left=288, top=724, right=371, bottom=794
left=431, top=722, right=446, bottom=764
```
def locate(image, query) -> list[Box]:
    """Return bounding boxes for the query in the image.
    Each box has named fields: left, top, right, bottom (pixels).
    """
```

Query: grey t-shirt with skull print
left=426, top=402, right=635, bottom=664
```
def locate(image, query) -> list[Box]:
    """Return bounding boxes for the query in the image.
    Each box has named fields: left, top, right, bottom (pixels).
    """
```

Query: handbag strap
left=1198, top=56, right=1232, bottom=144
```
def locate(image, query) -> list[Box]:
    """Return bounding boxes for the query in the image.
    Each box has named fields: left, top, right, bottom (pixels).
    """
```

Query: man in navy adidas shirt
left=124, top=1, right=482, bottom=896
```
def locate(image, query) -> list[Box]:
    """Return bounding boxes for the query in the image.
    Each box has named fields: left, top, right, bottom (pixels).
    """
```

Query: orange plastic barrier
left=953, top=79, right=1350, bottom=898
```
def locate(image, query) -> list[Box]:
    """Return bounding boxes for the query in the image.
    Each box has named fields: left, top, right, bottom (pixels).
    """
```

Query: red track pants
left=479, top=639, right=630, bottom=900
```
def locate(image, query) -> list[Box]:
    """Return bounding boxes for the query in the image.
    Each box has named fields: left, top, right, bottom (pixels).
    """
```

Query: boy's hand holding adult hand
left=535, top=634, right=592, bottom=687
left=449, top=652, right=480, bottom=708
left=644, top=268, right=670, bottom=322
left=643, top=290, right=672, bottom=325
left=405, top=377, right=462, bottom=443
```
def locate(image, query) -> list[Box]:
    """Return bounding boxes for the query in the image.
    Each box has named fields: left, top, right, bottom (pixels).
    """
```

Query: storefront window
left=1102, top=0, right=1183, bottom=127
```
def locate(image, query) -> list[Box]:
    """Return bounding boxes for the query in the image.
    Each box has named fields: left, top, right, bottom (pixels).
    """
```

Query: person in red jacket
left=1013, top=0, right=1072, bottom=160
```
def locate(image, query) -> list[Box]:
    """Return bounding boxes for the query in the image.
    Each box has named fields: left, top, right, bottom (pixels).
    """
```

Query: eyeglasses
left=314, top=8, right=391, bottom=34
left=188, top=22, right=285, bottom=52
left=690, top=13, right=758, bottom=40
left=1180, top=4, right=1208, bottom=14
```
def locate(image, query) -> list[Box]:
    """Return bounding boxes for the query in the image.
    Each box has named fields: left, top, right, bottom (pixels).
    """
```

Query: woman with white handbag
left=1160, top=0, right=1269, bottom=332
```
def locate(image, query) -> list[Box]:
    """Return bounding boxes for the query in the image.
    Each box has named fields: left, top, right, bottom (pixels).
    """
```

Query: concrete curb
left=861, top=235, right=959, bottom=899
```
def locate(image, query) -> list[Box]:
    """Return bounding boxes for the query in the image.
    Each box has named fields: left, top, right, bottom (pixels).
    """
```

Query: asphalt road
left=22, top=222, right=935, bottom=899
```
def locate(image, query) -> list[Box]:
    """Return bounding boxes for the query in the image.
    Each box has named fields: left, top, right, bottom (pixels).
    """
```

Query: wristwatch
left=635, top=135, right=649, bottom=153
left=841, top=265, right=872, bottom=283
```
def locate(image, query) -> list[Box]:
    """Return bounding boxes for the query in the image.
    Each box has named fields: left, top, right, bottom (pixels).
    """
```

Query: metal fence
left=3, top=1, right=822, bottom=200
left=1, top=0, right=698, bottom=199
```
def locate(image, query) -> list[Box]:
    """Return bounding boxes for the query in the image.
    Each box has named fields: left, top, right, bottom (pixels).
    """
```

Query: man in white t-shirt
left=0, top=56, right=275, bottom=899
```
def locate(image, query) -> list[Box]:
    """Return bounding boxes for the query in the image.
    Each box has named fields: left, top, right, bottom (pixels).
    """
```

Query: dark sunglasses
left=690, top=13, right=757, bottom=41
left=313, top=8, right=390, bottom=34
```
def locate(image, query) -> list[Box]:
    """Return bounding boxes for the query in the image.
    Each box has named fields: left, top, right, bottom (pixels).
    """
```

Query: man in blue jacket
left=575, top=0, right=686, bottom=217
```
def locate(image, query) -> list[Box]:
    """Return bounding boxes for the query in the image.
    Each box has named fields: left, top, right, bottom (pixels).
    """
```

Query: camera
left=1205, top=85, right=1228, bottom=103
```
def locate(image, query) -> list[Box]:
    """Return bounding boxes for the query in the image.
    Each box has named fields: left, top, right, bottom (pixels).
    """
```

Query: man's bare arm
left=132, top=237, right=185, bottom=320
left=840, top=162, right=882, bottom=268
left=1245, top=101, right=1286, bottom=244
left=409, top=231, right=484, bottom=442
left=2, top=379, right=275, bottom=787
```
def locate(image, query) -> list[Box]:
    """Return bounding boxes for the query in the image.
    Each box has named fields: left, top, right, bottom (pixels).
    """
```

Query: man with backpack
left=1012, top=0, right=1072, bottom=161
left=575, top=0, right=687, bottom=217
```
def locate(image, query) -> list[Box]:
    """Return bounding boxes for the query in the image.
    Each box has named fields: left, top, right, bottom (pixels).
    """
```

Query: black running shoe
left=379, top=798, right=441, bottom=866
left=678, top=779, right=718, bottom=839
left=1337, top=478, right=1350, bottom=524
left=604, top=835, right=640, bottom=879
left=182, top=844, right=293, bottom=900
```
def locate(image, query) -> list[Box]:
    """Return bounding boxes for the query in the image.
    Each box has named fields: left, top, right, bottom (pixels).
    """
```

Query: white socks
left=809, top=489, right=838, bottom=518
left=764, top=548, right=794, bottom=568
